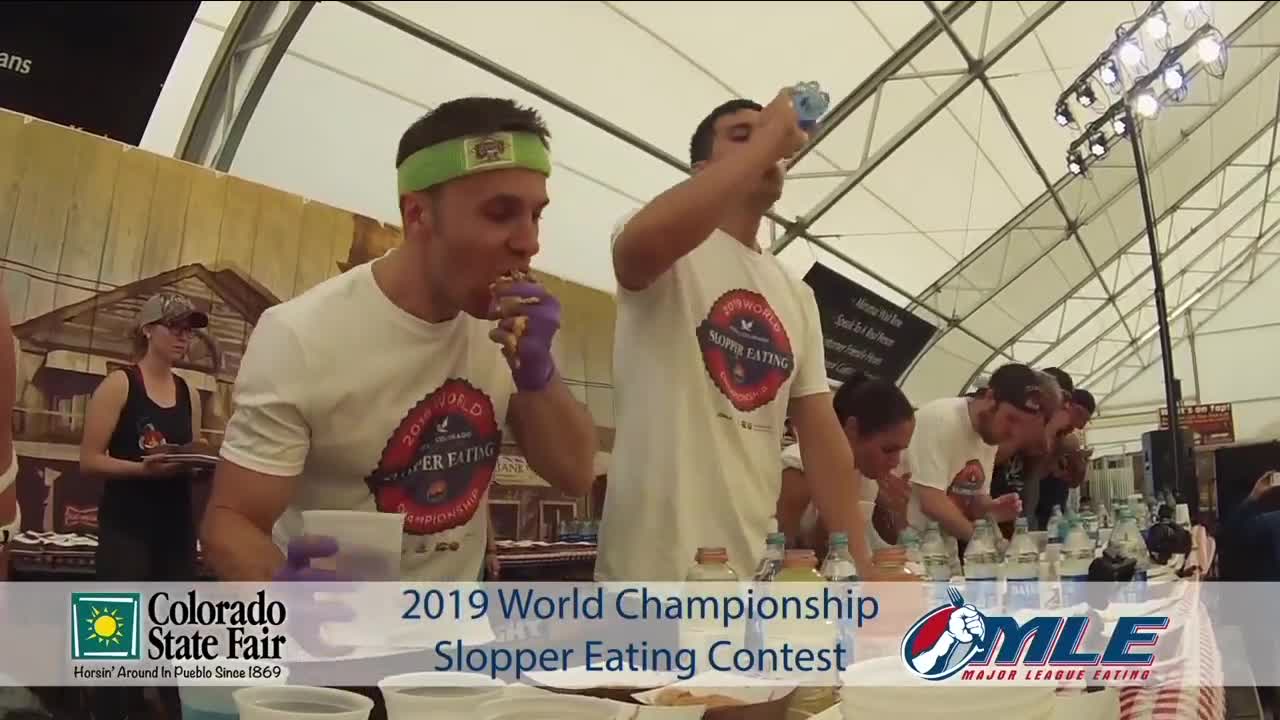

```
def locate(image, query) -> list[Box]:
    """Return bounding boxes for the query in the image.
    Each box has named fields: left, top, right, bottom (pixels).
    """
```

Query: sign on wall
left=495, top=452, right=548, bottom=487
left=1158, top=402, right=1235, bottom=446
left=0, top=2, right=198, bottom=145
left=802, top=262, right=937, bottom=384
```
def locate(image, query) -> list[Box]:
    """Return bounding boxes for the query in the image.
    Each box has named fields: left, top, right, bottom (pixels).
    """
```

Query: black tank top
left=98, top=366, right=194, bottom=530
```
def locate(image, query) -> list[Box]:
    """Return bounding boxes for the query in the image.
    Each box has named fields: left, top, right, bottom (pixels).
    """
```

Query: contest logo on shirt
left=901, top=588, right=1170, bottom=684
left=696, top=289, right=795, bottom=413
left=366, top=378, right=501, bottom=537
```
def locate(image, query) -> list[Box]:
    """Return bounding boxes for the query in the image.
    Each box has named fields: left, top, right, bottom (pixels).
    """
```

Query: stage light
left=1198, top=35, right=1222, bottom=63
left=1076, top=84, right=1097, bottom=108
left=1099, top=59, right=1120, bottom=86
left=1163, top=64, right=1186, bottom=91
left=1067, top=150, right=1084, bottom=175
left=1055, top=101, right=1074, bottom=127
left=1112, top=115, right=1129, bottom=136
left=1135, top=91, right=1160, bottom=118
left=1089, top=133, right=1108, bottom=157
left=1146, top=12, right=1169, bottom=41
left=1119, top=40, right=1144, bottom=67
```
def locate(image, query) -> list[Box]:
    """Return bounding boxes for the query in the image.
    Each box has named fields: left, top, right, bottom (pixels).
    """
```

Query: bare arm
left=612, top=90, right=804, bottom=291
left=79, top=371, right=154, bottom=479
left=189, top=382, right=203, bottom=441
left=0, top=288, right=15, bottom=478
left=506, top=373, right=596, bottom=497
left=201, top=461, right=297, bottom=581
left=918, top=486, right=976, bottom=541
left=777, top=467, right=812, bottom=547
left=790, top=393, right=874, bottom=578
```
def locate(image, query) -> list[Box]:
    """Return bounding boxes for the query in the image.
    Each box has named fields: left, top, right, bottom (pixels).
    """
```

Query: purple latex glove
left=489, top=277, right=561, bottom=392
left=275, top=535, right=357, bottom=658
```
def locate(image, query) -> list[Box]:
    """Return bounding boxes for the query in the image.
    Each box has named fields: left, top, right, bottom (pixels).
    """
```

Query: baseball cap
left=135, top=292, right=209, bottom=330
left=986, top=363, right=1051, bottom=417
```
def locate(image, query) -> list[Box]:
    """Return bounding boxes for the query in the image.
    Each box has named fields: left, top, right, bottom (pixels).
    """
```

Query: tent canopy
left=148, top=0, right=1280, bottom=450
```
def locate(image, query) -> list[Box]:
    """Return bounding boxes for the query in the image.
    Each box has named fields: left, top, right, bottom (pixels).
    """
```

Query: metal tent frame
left=174, top=0, right=1280, bottom=416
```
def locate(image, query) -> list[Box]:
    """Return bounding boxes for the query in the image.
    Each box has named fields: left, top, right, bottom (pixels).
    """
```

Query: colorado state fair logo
left=365, top=378, right=501, bottom=535
left=696, top=289, right=795, bottom=412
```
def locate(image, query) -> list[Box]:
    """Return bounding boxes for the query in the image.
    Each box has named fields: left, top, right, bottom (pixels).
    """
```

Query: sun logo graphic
left=71, top=593, right=141, bottom=660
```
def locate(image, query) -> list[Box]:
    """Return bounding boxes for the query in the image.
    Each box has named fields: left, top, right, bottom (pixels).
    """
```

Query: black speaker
left=1142, top=429, right=1197, bottom=515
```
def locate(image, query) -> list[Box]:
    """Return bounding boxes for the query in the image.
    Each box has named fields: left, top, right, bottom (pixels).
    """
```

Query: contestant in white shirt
left=777, top=373, right=915, bottom=556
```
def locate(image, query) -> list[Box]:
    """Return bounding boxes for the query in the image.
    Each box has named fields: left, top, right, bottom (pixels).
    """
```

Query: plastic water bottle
left=1047, top=505, right=1064, bottom=544
left=1005, top=518, right=1041, bottom=612
left=792, top=81, right=831, bottom=130
left=1058, top=517, right=1092, bottom=606
left=820, top=533, right=858, bottom=671
left=753, top=532, right=786, bottom=582
left=746, top=533, right=786, bottom=657
left=900, top=527, right=922, bottom=566
left=920, top=522, right=952, bottom=605
left=1081, top=504, right=1100, bottom=548
left=820, top=532, right=858, bottom=581
left=964, top=520, right=998, bottom=608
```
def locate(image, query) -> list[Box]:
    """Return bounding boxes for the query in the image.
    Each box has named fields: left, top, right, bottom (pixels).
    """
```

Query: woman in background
left=81, top=291, right=208, bottom=583
left=777, top=374, right=916, bottom=557
left=80, top=292, right=207, bottom=720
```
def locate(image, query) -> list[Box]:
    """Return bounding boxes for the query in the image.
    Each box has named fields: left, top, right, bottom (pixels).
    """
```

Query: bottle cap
left=829, top=532, right=849, bottom=546
left=767, top=532, right=786, bottom=545
left=695, top=547, right=729, bottom=564
left=783, top=549, right=817, bottom=568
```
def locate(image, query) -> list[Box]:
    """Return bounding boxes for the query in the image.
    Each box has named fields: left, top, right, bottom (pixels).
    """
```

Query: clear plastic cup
left=300, top=510, right=405, bottom=580
left=378, top=672, right=505, bottom=720
left=233, top=686, right=373, bottom=720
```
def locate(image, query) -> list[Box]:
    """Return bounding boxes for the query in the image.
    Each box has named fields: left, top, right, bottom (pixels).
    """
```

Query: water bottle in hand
left=792, top=81, right=831, bottom=130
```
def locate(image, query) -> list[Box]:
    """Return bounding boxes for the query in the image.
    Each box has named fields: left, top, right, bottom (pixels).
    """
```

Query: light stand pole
left=1125, top=105, right=1185, bottom=500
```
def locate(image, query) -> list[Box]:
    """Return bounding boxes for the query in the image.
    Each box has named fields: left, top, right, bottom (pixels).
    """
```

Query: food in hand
left=654, top=688, right=744, bottom=708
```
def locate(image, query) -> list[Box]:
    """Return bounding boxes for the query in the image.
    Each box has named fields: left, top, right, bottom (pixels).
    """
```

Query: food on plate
left=654, top=688, right=744, bottom=708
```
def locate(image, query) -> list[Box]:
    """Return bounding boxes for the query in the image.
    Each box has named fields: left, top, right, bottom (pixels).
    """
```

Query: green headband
left=396, top=131, right=552, bottom=194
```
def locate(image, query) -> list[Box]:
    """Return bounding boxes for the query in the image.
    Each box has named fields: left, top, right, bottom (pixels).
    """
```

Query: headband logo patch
left=465, top=134, right=515, bottom=170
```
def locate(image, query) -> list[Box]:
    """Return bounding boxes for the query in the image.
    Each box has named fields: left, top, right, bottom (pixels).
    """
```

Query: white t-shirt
left=780, top=443, right=888, bottom=550
left=900, top=397, right=998, bottom=533
left=597, top=223, right=831, bottom=581
left=220, top=254, right=515, bottom=581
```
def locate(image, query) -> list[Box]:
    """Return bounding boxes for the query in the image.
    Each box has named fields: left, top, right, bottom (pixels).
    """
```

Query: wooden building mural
left=0, top=109, right=615, bottom=546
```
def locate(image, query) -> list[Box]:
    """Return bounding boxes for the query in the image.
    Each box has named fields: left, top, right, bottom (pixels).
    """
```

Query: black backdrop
left=1214, top=440, right=1280, bottom=521
left=0, top=1, right=199, bottom=144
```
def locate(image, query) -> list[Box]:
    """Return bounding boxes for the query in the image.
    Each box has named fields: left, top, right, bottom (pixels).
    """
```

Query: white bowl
left=233, top=686, right=374, bottom=720
left=478, top=694, right=627, bottom=720
left=378, top=672, right=505, bottom=720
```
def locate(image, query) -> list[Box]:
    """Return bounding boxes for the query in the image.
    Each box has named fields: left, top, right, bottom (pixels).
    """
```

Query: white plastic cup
left=299, top=511, right=405, bottom=648
left=300, top=510, right=405, bottom=581
left=233, top=686, right=374, bottom=720
left=378, top=672, right=505, bottom=720
left=178, top=661, right=289, bottom=720
left=1174, top=503, right=1191, bottom=527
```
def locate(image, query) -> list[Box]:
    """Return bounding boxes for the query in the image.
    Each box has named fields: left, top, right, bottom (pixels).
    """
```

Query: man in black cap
left=903, top=363, right=1060, bottom=542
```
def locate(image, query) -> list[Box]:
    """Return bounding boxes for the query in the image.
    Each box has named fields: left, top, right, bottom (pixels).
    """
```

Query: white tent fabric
left=142, top=1, right=1280, bottom=452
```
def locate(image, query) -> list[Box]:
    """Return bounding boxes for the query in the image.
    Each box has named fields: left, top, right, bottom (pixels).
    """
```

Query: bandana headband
left=396, top=131, right=552, bottom=194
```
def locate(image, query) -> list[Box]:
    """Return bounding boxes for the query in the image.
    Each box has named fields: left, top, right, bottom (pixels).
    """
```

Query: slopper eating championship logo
left=901, top=587, right=1170, bottom=684
left=696, top=289, right=795, bottom=413
left=366, top=378, right=501, bottom=536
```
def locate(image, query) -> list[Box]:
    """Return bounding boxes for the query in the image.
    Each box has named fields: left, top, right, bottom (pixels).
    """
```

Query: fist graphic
left=947, top=604, right=985, bottom=644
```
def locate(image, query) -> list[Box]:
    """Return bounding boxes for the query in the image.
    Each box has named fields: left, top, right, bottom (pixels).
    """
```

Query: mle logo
left=902, top=587, right=1169, bottom=683
left=71, top=593, right=142, bottom=660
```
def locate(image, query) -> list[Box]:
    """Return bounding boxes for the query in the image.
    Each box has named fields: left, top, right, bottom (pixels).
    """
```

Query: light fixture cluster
left=1058, top=1, right=1229, bottom=177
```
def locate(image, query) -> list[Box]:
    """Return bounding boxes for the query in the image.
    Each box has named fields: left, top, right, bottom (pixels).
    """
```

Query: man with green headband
left=203, top=97, right=597, bottom=583
left=599, top=88, right=881, bottom=582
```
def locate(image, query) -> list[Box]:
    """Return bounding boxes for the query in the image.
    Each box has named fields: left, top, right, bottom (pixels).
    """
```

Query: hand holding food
left=488, top=270, right=561, bottom=392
